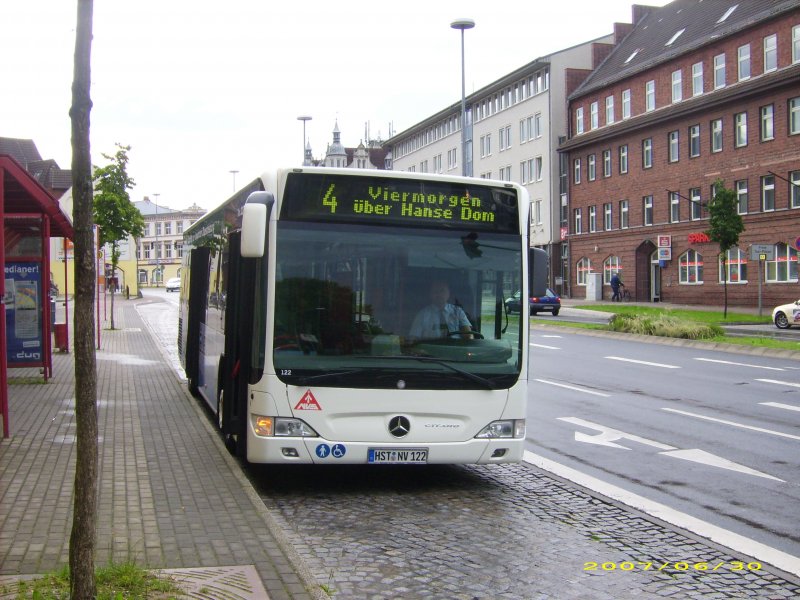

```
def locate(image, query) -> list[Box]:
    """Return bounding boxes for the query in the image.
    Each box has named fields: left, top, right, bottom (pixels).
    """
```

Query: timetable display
left=281, top=172, right=520, bottom=233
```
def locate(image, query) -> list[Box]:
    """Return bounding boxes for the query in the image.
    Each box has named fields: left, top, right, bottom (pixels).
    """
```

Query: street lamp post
left=229, top=169, right=238, bottom=193
left=297, top=115, right=312, bottom=164
left=451, top=18, right=474, bottom=177
left=152, top=193, right=160, bottom=286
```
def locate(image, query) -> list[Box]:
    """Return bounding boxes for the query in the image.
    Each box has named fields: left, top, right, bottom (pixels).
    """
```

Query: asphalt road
left=526, top=327, right=800, bottom=558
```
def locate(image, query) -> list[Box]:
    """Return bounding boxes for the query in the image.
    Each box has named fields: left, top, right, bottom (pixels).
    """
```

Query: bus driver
left=409, top=280, right=473, bottom=340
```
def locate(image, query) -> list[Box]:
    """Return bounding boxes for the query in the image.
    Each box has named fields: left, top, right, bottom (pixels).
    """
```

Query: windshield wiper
left=296, top=369, right=367, bottom=385
left=385, top=355, right=497, bottom=390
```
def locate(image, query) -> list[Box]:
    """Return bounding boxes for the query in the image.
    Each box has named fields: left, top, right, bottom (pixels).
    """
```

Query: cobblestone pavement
left=251, top=462, right=800, bottom=599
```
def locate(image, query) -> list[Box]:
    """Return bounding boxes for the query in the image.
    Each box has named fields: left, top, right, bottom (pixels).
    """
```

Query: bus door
left=219, top=231, right=260, bottom=456
left=183, top=246, right=210, bottom=395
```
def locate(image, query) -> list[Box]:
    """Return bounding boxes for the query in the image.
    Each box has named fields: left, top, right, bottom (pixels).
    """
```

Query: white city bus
left=179, top=167, right=546, bottom=464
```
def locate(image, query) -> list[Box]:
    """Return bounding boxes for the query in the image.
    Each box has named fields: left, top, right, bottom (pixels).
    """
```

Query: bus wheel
left=217, top=389, right=237, bottom=455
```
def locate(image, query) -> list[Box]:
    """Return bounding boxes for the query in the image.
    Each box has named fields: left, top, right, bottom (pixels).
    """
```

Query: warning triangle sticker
left=295, top=390, right=322, bottom=411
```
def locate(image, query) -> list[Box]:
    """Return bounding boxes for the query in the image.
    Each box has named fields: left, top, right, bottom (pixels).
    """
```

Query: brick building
left=560, top=0, right=800, bottom=307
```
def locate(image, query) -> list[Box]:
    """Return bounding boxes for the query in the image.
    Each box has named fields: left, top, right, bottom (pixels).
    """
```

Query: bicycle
left=621, top=288, right=632, bottom=302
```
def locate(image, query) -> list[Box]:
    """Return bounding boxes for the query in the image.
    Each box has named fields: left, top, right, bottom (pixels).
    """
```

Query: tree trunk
left=69, top=1, right=97, bottom=598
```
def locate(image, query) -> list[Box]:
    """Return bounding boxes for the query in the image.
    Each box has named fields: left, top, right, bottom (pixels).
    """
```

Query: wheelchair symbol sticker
left=331, top=444, right=346, bottom=458
left=315, top=444, right=331, bottom=458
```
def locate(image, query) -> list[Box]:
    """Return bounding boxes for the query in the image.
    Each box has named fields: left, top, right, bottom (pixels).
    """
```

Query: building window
left=620, top=200, right=629, bottom=229
left=622, top=89, right=631, bottom=119
left=689, top=124, right=700, bottom=157
left=643, top=195, right=653, bottom=226
left=603, top=150, right=611, bottom=177
left=480, top=134, right=491, bottom=157
left=603, top=256, right=622, bottom=285
left=766, top=243, right=798, bottom=283
left=711, top=118, right=723, bottom=152
left=735, top=180, right=748, bottom=214
left=176, top=242, right=183, bottom=259
left=760, top=105, right=774, bottom=141
left=603, top=203, right=612, bottom=231
left=763, top=34, right=777, bottom=73
left=645, top=80, right=655, bottom=112
left=519, top=119, right=527, bottom=142
left=605, top=96, right=614, bottom=125
left=499, top=125, right=511, bottom=151
left=671, top=70, right=682, bottom=103
left=669, top=191, right=680, bottom=223
left=737, top=44, right=750, bottom=80
left=734, top=112, right=747, bottom=147
left=576, top=257, right=592, bottom=286
left=761, top=175, right=775, bottom=211
left=155, top=222, right=162, bottom=236
left=520, top=161, right=529, bottom=184
left=690, top=187, right=703, bottom=220
left=576, top=107, right=584, bottom=134
left=790, top=97, right=800, bottom=135
left=668, top=130, right=679, bottom=162
left=535, top=156, right=543, bottom=181
left=499, top=165, right=511, bottom=181
left=719, top=248, right=747, bottom=283
left=533, top=199, right=542, bottom=225
left=588, top=154, right=596, bottom=181
left=573, top=158, right=581, bottom=184
left=713, top=53, right=726, bottom=89
left=679, top=249, right=704, bottom=284
left=590, top=101, right=599, bottom=130
left=791, top=171, right=800, bottom=208
left=692, top=62, right=703, bottom=96
left=619, top=145, right=628, bottom=174
left=164, top=221, right=172, bottom=235
left=535, top=113, right=542, bottom=138
left=573, top=208, right=582, bottom=234
left=589, top=206, right=597, bottom=232
left=447, top=148, right=457, bottom=170
left=143, top=243, right=151, bottom=260
left=794, top=25, right=800, bottom=64
left=176, top=221, right=183, bottom=234
left=642, top=138, right=653, bottom=168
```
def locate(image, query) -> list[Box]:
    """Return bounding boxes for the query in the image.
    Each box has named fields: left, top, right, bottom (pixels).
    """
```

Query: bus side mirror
left=241, top=192, right=274, bottom=258
left=529, top=247, right=548, bottom=298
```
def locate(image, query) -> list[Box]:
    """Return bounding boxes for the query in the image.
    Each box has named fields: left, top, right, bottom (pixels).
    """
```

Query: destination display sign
left=280, top=172, right=520, bottom=233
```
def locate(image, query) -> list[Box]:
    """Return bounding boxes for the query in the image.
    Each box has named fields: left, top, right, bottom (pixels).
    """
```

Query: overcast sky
left=2, top=0, right=671, bottom=212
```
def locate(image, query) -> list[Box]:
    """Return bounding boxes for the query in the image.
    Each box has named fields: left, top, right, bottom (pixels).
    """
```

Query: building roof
left=0, top=137, right=71, bottom=195
left=571, top=0, right=799, bottom=99
left=1, top=154, right=74, bottom=239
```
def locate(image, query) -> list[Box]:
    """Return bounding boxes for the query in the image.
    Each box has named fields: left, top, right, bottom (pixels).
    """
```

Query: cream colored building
left=133, top=197, right=205, bottom=287
left=386, top=36, right=613, bottom=295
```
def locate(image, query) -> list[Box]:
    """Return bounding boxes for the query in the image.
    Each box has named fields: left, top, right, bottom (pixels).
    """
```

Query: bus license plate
left=368, top=448, right=428, bottom=464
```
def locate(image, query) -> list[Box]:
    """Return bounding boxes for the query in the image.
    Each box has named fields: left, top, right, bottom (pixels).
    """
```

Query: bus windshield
left=272, top=221, right=523, bottom=390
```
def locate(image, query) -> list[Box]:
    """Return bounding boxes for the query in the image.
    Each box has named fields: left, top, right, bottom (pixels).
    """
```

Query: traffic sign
left=750, top=244, right=774, bottom=260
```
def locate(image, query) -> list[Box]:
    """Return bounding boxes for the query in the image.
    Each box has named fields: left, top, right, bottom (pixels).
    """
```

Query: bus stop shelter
left=1, top=154, right=74, bottom=437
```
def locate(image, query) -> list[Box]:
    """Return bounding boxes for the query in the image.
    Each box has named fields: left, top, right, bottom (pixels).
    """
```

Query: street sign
left=657, top=235, right=671, bottom=248
left=750, top=244, right=774, bottom=260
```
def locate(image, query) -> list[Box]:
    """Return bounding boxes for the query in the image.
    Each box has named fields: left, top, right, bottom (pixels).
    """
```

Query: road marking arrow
left=660, top=449, right=784, bottom=481
left=560, top=416, right=784, bottom=481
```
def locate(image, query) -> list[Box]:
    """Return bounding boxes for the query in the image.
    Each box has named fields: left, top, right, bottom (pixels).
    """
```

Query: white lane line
left=523, top=450, right=800, bottom=577
left=534, top=379, right=611, bottom=397
left=530, top=343, right=561, bottom=350
left=694, top=358, right=785, bottom=371
left=606, top=356, right=680, bottom=369
left=760, top=401, right=800, bottom=413
left=661, top=408, right=800, bottom=441
left=756, top=378, right=800, bottom=389
left=541, top=335, right=562, bottom=338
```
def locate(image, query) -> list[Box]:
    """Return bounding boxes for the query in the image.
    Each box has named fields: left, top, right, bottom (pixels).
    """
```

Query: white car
left=772, top=299, right=800, bottom=329
left=165, top=277, right=181, bottom=292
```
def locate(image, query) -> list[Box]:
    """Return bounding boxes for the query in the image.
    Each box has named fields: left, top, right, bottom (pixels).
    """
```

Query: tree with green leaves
left=69, top=0, right=97, bottom=597
left=706, top=178, right=745, bottom=318
left=92, top=143, right=144, bottom=330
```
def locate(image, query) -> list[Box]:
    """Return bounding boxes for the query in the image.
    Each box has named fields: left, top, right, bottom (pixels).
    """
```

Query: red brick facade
left=562, top=8, right=800, bottom=307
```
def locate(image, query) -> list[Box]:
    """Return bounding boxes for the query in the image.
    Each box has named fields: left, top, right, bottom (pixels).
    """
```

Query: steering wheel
left=447, top=330, right=484, bottom=339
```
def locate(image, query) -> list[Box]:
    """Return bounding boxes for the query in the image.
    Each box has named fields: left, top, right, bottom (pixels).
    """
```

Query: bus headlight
left=475, top=419, right=525, bottom=439
left=252, top=416, right=318, bottom=437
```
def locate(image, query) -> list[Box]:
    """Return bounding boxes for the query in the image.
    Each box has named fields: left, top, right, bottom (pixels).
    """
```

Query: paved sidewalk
left=1, top=296, right=799, bottom=599
left=0, top=299, right=323, bottom=599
